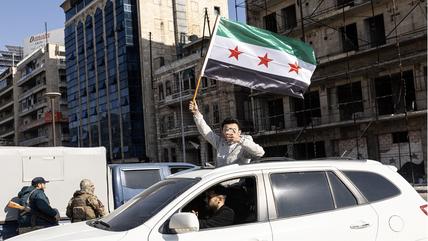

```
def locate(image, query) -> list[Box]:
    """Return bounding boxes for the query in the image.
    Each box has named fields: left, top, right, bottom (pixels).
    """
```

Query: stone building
left=245, top=0, right=426, bottom=182
left=0, top=67, right=16, bottom=145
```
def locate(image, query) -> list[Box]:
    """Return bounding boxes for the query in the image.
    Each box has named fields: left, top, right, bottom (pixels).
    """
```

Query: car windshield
left=94, top=178, right=199, bottom=231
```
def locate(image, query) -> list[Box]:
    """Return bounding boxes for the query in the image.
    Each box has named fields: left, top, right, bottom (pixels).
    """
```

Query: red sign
left=44, top=112, right=62, bottom=122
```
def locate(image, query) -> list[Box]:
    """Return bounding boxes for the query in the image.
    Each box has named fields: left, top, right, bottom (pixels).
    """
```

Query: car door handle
left=350, top=221, right=370, bottom=229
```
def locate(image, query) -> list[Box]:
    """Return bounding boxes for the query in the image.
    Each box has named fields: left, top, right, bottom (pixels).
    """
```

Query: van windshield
left=96, top=178, right=199, bottom=231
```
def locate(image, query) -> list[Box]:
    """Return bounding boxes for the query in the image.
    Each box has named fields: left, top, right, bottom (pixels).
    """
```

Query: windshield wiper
left=91, top=219, right=111, bottom=229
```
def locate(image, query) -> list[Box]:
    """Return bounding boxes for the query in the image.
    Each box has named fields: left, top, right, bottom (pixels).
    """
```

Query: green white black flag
left=201, top=17, right=316, bottom=98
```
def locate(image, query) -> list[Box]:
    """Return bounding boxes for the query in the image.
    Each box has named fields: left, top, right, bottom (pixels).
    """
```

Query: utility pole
left=45, top=92, right=61, bottom=146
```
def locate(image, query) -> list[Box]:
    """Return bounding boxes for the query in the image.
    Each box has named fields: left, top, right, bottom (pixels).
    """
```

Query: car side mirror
left=169, top=212, right=199, bottom=233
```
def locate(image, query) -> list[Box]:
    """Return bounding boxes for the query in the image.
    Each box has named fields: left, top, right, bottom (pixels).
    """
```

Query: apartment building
left=0, top=67, right=16, bottom=145
left=245, top=0, right=426, bottom=182
left=0, top=45, right=23, bottom=74
left=14, top=44, right=69, bottom=147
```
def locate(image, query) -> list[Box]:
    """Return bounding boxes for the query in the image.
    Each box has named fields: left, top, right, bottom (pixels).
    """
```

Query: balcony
left=19, top=136, right=49, bottom=146
left=19, top=100, right=48, bottom=117
left=0, top=101, right=13, bottom=112
left=158, top=89, right=194, bottom=107
left=159, top=125, right=199, bottom=139
left=0, top=115, right=13, bottom=126
left=0, top=85, right=13, bottom=97
left=19, top=118, right=45, bottom=132
left=17, top=64, right=45, bottom=86
left=18, top=84, right=46, bottom=101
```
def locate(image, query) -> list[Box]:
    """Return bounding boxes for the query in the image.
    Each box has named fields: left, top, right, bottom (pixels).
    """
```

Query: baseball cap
left=31, top=177, right=49, bottom=186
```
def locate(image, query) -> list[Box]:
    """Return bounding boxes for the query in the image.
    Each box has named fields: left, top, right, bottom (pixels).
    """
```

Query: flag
left=201, top=17, right=316, bottom=98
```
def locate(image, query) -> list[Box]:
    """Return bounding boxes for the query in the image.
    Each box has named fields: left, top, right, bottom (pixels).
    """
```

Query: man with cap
left=193, top=185, right=235, bottom=229
left=16, top=177, right=59, bottom=234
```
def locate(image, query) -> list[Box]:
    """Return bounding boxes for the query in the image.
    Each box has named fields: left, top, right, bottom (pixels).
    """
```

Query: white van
left=8, top=159, right=428, bottom=241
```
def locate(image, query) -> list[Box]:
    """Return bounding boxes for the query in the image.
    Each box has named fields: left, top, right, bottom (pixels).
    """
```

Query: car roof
left=108, top=162, right=195, bottom=169
left=170, top=159, right=384, bottom=180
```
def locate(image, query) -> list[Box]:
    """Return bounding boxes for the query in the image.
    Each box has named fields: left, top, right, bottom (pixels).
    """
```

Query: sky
left=0, top=0, right=245, bottom=49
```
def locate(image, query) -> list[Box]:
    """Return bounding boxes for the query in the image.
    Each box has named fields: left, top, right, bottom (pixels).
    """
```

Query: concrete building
left=0, top=67, right=16, bottom=145
left=14, top=44, right=69, bottom=147
left=244, top=0, right=426, bottom=182
left=0, top=46, right=23, bottom=74
left=61, top=0, right=228, bottom=162
left=137, top=0, right=229, bottom=161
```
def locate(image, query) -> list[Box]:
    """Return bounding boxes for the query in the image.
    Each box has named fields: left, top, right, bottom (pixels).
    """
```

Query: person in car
left=194, top=185, right=234, bottom=229
left=189, top=100, right=265, bottom=167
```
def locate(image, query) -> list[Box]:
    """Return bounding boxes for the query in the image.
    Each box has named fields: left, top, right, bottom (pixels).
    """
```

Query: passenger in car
left=189, top=100, right=265, bottom=167
left=193, top=185, right=235, bottom=229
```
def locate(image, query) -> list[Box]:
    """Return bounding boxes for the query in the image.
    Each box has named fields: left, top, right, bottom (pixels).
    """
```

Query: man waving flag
left=201, top=17, right=316, bottom=99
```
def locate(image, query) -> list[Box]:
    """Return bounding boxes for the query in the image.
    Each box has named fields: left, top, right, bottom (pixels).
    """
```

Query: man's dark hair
left=221, top=117, right=241, bottom=129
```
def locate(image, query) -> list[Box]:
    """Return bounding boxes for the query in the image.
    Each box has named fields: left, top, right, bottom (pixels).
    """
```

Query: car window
left=343, top=171, right=400, bottom=202
left=122, top=169, right=162, bottom=189
left=170, top=166, right=192, bottom=174
left=327, top=172, right=357, bottom=208
left=270, top=171, right=334, bottom=218
left=162, top=176, right=258, bottom=233
left=98, top=178, right=198, bottom=231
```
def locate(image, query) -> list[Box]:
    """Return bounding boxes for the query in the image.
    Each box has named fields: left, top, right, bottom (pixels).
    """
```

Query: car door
left=264, top=168, right=378, bottom=241
left=148, top=172, right=273, bottom=241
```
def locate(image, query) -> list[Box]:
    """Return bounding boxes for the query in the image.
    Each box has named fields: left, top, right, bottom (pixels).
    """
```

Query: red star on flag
left=228, top=46, right=243, bottom=60
left=258, top=53, right=272, bottom=67
left=288, top=62, right=301, bottom=74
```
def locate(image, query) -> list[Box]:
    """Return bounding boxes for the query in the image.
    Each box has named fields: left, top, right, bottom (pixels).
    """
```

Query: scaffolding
left=235, top=0, right=426, bottom=183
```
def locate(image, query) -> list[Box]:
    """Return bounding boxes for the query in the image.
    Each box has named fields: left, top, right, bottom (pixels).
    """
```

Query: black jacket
left=17, top=186, right=58, bottom=227
left=199, top=205, right=235, bottom=229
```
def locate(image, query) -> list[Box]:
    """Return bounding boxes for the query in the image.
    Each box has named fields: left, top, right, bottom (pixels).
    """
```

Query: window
left=268, top=99, right=284, bottom=130
left=340, top=23, right=358, bottom=52
left=292, top=91, right=321, bottom=127
left=392, top=131, right=408, bottom=143
left=282, top=5, right=297, bottom=30
left=293, top=141, right=326, bottom=160
left=100, top=178, right=199, bottom=231
left=213, top=103, right=220, bottom=124
left=327, top=172, right=357, bottom=208
left=344, top=171, right=401, bottom=202
left=163, top=176, right=257, bottom=233
left=165, top=80, right=172, bottom=96
left=214, top=6, right=220, bottom=15
left=158, top=83, right=164, bottom=100
left=123, top=169, right=162, bottom=189
left=337, top=0, right=354, bottom=8
left=264, top=13, right=277, bottom=33
left=170, top=166, right=192, bottom=174
left=270, top=172, right=335, bottom=218
left=337, top=82, right=363, bottom=120
left=366, top=14, right=386, bottom=47
left=374, top=70, right=416, bottom=115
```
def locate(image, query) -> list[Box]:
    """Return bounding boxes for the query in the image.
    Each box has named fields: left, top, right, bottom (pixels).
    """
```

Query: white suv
left=10, top=159, right=428, bottom=241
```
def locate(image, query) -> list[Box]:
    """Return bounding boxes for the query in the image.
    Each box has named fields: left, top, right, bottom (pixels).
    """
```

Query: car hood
left=8, top=222, right=127, bottom=241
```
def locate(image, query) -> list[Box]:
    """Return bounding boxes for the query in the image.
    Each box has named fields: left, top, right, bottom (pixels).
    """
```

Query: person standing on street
left=16, top=177, right=59, bottom=234
left=66, top=179, right=106, bottom=222
left=189, top=100, right=265, bottom=167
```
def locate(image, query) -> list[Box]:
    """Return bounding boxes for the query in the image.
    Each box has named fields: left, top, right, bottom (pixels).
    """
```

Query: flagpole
left=192, top=16, right=220, bottom=103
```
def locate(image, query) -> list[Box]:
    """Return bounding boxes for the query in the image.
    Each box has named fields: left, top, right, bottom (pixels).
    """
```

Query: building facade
left=61, top=0, right=145, bottom=161
left=245, top=0, right=426, bottom=182
left=0, top=45, right=23, bottom=74
left=0, top=67, right=16, bottom=145
left=137, top=0, right=229, bottom=161
left=14, top=44, right=69, bottom=147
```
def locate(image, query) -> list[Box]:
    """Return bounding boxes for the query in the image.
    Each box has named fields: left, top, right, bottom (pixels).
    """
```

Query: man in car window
left=194, top=185, right=234, bottom=229
left=189, top=100, right=265, bottom=167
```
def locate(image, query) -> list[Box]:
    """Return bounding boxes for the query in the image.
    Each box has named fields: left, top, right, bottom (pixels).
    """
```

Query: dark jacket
left=198, top=205, right=235, bottom=229
left=17, top=186, right=58, bottom=227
